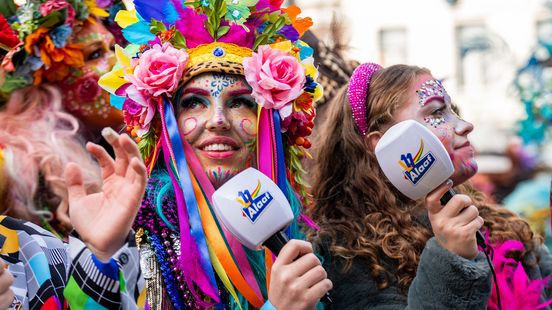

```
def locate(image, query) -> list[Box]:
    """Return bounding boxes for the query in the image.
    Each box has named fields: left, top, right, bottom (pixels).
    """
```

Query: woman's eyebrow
left=227, top=89, right=252, bottom=97
left=181, top=88, right=210, bottom=96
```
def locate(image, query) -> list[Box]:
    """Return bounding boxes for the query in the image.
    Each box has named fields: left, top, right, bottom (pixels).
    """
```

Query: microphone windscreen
left=375, top=120, right=454, bottom=200
left=212, top=168, right=294, bottom=250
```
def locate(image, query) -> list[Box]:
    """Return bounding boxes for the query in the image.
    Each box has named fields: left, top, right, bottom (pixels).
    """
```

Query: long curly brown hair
left=308, top=64, right=539, bottom=291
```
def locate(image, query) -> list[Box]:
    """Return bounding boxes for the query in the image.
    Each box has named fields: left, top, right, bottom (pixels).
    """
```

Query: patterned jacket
left=0, top=216, right=144, bottom=309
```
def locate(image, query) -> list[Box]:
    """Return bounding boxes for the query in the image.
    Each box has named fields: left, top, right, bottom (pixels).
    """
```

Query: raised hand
left=64, top=128, right=147, bottom=262
left=426, top=181, right=483, bottom=259
left=268, top=240, right=333, bottom=310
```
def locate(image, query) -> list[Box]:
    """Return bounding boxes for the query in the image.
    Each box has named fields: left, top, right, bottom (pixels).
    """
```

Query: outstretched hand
left=64, top=128, right=147, bottom=262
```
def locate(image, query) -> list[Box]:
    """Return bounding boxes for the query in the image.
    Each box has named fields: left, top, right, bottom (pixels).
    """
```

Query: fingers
left=463, top=216, right=484, bottom=233
left=102, top=127, right=129, bottom=176
left=64, top=162, right=86, bottom=202
left=128, top=157, right=147, bottom=202
left=451, top=204, right=479, bottom=227
left=306, top=279, right=333, bottom=302
left=289, top=252, right=322, bottom=278
left=440, top=194, right=473, bottom=219
left=275, top=239, right=314, bottom=265
left=425, top=180, right=453, bottom=214
left=299, top=264, right=327, bottom=288
left=86, top=142, right=115, bottom=179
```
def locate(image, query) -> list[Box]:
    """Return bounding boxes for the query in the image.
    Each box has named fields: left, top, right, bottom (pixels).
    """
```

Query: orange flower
left=283, top=5, right=312, bottom=37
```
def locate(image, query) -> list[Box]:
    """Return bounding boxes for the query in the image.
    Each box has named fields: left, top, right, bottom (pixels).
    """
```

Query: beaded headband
left=347, top=63, right=382, bottom=136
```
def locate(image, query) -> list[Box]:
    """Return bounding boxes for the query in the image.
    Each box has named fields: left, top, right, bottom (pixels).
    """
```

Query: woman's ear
left=366, top=131, right=383, bottom=151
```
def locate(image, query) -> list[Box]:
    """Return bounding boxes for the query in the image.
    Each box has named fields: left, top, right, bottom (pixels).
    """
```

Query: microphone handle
left=440, top=188, right=486, bottom=246
left=264, top=230, right=290, bottom=256
left=263, top=231, right=333, bottom=306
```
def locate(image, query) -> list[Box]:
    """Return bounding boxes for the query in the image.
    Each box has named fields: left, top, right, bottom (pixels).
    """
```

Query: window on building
left=379, top=28, right=407, bottom=67
left=456, top=24, right=490, bottom=87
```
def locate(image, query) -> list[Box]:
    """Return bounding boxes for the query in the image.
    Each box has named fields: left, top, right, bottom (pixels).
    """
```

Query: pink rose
left=39, top=0, right=75, bottom=25
left=75, top=72, right=102, bottom=102
left=122, top=84, right=156, bottom=135
left=128, top=43, right=189, bottom=97
left=243, top=45, right=305, bottom=110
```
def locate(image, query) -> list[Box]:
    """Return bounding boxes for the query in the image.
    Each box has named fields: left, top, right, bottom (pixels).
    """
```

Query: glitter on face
left=424, top=116, right=446, bottom=128
left=416, top=79, right=448, bottom=107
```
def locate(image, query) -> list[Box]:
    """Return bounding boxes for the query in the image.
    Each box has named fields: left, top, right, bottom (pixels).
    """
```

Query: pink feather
left=487, top=240, right=552, bottom=310
left=175, top=8, right=213, bottom=48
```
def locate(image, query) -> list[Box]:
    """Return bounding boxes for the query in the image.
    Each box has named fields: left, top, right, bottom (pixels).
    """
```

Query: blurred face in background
left=60, top=19, right=123, bottom=134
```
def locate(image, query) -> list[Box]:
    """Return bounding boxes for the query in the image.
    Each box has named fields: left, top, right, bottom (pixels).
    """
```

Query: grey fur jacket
left=321, top=237, right=552, bottom=309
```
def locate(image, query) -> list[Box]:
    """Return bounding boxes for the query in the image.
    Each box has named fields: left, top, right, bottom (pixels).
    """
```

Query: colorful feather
left=487, top=240, right=552, bottom=310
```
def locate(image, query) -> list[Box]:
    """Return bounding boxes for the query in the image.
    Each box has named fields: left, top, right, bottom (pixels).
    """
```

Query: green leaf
left=0, top=0, right=17, bottom=17
left=216, top=26, right=230, bottom=39
left=38, top=11, right=64, bottom=29
left=171, top=30, right=187, bottom=49
left=150, top=19, right=167, bottom=34
left=205, top=20, right=215, bottom=37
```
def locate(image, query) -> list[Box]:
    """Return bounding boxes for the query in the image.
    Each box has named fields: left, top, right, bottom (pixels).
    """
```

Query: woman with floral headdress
left=308, top=63, right=552, bottom=309
left=100, top=0, right=332, bottom=309
left=0, top=1, right=146, bottom=308
left=1, top=0, right=126, bottom=139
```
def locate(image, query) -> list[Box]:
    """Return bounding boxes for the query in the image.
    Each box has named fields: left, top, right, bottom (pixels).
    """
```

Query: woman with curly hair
left=308, top=63, right=552, bottom=309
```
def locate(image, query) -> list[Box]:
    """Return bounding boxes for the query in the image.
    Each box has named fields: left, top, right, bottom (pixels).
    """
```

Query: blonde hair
left=0, top=85, right=100, bottom=229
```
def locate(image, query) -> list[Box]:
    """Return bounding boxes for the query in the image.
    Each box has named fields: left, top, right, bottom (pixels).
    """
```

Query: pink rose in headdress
left=122, top=84, right=157, bottom=136
left=40, top=0, right=75, bottom=25
left=127, top=42, right=189, bottom=97
left=244, top=45, right=305, bottom=110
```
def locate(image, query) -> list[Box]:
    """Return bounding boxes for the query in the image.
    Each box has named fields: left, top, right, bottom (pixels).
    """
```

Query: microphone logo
left=236, top=180, right=274, bottom=223
left=398, top=139, right=436, bottom=185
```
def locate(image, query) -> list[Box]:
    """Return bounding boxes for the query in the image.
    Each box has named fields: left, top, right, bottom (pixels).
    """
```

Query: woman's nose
left=206, top=106, right=231, bottom=131
left=455, top=117, right=474, bottom=136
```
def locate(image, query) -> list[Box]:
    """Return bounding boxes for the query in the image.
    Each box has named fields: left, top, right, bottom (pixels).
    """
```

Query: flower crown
left=100, top=0, right=321, bottom=150
left=99, top=0, right=323, bottom=200
left=0, top=0, right=125, bottom=102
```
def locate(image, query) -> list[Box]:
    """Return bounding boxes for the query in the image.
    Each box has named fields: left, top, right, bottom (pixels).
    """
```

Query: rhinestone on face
left=416, top=79, right=448, bottom=107
left=232, top=9, right=241, bottom=18
left=213, top=46, right=225, bottom=57
left=232, top=0, right=239, bottom=4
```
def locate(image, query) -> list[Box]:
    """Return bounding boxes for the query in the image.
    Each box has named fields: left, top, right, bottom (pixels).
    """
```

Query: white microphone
left=212, top=167, right=294, bottom=253
left=375, top=120, right=484, bottom=245
left=212, top=168, right=332, bottom=304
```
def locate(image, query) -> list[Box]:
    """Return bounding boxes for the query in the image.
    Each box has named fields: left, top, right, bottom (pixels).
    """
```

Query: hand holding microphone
left=374, top=120, right=486, bottom=253
left=212, top=168, right=332, bottom=307
left=426, top=181, right=483, bottom=259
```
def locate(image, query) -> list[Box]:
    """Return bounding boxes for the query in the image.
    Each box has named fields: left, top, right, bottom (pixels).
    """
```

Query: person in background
left=309, top=63, right=552, bottom=309
left=1, top=0, right=127, bottom=140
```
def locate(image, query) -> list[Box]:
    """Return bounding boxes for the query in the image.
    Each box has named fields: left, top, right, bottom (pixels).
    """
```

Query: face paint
left=210, top=73, right=237, bottom=97
left=240, top=118, right=257, bottom=137
left=177, top=73, right=258, bottom=189
left=393, top=73, right=477, bottom=185
left=181, top=117, right=198, bottom=136
left=60, top=19, right=122, bottom=133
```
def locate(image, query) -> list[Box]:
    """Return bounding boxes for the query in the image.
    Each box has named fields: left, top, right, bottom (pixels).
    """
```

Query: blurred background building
left=290, top=0, right=552, bottom=244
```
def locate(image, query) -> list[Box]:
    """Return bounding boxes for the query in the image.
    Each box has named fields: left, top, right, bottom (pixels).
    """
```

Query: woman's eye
left=228, top=97, right=257, bottom=109
left=87, top=48, right=103, bottom=61
left=432, top=106, right=446, bottom=116
left=181, top=96, right=207, bottom=109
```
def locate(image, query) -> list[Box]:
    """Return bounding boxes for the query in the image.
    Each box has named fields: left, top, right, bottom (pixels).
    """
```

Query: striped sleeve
left=63, top=232, right=145, bottom=309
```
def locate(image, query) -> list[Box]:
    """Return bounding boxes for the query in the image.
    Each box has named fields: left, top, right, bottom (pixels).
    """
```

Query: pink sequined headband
left=347, top=63, right=383, bottom=136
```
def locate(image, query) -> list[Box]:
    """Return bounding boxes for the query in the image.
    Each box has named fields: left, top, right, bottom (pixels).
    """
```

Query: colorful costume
left=0, top=215, right=142, bottom=309
left=100, top=0, right=322, bottom=308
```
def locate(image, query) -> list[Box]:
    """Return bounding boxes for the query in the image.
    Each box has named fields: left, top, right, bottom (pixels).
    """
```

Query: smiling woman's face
left=177, top=73, right=258, bottom=188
